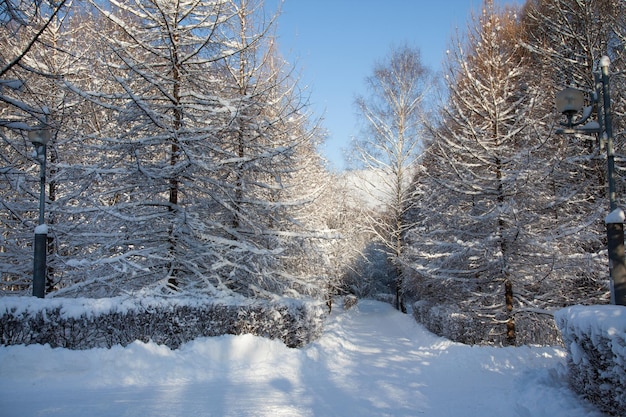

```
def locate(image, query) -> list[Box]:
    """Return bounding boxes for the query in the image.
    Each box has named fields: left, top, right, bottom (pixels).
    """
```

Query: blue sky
left=270, top=0, right=525, bottom=170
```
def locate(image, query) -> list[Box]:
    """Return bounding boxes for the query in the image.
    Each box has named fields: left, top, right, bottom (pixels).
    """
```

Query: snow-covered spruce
left=555, top=305, right=626, bottom=416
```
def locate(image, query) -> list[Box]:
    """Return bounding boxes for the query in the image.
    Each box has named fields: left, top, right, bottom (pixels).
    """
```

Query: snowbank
left=555, top=305, right=626, bottom=415
left=0, top=296, right=325, bottom=349
left=0, top=300, right=606, bottom=417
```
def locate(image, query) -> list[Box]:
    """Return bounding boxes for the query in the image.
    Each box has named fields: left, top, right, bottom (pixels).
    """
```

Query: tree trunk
left=505, top=279, right=516, bottom=346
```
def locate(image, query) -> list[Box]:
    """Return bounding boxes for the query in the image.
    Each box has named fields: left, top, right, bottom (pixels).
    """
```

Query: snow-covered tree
left=25, top=0, right=241, bottom=296
left=1, top=0, right=335, bottom=300
left=352, top=44, right=431, bottom=311
left=403, top=1, right=554, bottom=344
left=208, top=0, right=334, bottom=299
left=0, top=0, right=70, bottom=80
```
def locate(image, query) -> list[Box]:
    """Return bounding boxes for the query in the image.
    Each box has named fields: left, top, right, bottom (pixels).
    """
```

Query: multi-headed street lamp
left=28, top=124, right=51, bottom=298
left=555, top=56, right=625, bottom=306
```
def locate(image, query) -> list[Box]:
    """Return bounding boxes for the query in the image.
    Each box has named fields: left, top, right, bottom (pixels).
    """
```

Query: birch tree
left=352, top=44, right=431, bottom=311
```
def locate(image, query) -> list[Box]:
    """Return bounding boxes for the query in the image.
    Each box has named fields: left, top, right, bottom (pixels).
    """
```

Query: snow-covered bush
left=555, top=305, right=626, bottom=416
left=0, top=296, right=325, bottom=349
left=413, top=300, right=562, bottom=346
left=413, top=301, right=491, bottom=345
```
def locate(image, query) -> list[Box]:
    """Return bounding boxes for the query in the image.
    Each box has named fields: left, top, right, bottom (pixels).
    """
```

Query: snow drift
left=0, top=300, right=607, bottom=417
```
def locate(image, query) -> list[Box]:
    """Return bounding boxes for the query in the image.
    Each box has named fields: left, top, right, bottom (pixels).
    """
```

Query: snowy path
left=0, top=300, right=606, bottom=417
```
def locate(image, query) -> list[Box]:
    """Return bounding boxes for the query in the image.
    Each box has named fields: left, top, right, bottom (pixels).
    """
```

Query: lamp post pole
left=599, top=57, right=626, bottom=306
left=28, top=126, right=50, bottom=298
left=556, top=56, right=626, bottom=306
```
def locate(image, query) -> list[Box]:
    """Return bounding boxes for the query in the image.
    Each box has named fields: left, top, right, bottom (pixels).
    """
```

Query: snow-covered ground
left=0, top=300, right=607, bottom=417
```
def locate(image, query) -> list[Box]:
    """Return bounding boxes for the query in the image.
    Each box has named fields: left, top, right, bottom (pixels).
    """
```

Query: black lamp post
left=555, top=56, right=626, bottom=306
left=28, top=125, right=50, bottom=298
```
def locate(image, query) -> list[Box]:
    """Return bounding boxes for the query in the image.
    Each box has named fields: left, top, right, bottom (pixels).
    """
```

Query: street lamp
left=555, top=87, right=585, bottom=128
left=555, top=56, right=626, bottom=306
left=28, top=124, right=51, bottom=298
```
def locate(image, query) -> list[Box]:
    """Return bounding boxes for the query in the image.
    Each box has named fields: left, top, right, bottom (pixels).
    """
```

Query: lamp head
left=556, top=88, right=584, bottom=126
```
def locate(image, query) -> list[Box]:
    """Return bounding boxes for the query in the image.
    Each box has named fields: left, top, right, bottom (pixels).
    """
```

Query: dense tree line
left=398, top=0, right=625, bottom=344
left=0, top=0, right=336, bottom=301
left=345, top=0, right=623, bottom=344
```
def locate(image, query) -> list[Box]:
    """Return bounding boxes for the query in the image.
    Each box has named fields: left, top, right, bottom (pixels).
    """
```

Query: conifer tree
left=404, top=1, right=546, bottom=344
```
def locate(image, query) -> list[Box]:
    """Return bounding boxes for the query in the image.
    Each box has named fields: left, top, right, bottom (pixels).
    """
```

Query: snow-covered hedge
left=412, top=301, right=484, bottom=344
left=0, top=296, right=325, bottom=349
left=555, top=305, right=626, bottom=416
left=412, top=301, right=562, bottom=346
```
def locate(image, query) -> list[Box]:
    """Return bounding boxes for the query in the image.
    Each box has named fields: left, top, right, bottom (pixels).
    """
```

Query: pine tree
left=208, top=0, right=331, bottom=298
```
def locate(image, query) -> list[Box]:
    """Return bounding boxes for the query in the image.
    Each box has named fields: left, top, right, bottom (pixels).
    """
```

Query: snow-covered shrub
left=413, top=301, right=489, bottom=345
left=514, top=310, right=563, bottom=346
left=0, top=296, right=325, bottom=349
left=412, top=300, right=562, bottom=346
left=555, top=305, right=626, bottom=416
